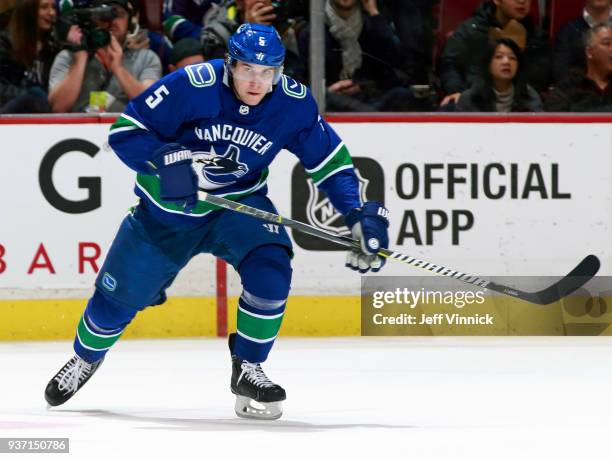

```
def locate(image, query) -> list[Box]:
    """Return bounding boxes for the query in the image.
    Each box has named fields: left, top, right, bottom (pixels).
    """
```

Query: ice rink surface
left=1, top=337, right=611, bottom=459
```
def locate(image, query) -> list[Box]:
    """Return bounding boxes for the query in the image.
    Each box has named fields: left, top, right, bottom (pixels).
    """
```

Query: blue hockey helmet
left=226, top=23, right=285, bottom=84
left=228, top=23, right=285, bottom=67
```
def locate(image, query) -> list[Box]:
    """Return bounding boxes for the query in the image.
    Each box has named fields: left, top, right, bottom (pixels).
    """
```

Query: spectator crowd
left=1, top=0, right=612, bottom=113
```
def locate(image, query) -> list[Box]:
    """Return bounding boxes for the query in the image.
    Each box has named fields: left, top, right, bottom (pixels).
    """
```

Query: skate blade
left=234, top=395, right=283, bottom=420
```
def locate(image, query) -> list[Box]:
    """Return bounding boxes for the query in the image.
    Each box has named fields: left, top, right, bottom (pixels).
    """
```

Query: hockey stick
left=198, top=191, right=600, bottom=305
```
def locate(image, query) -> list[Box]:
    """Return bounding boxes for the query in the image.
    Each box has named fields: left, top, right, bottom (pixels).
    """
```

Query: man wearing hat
left=48, top=0, right=162, bottom=112
left=168, top=37, right=205, bottom=72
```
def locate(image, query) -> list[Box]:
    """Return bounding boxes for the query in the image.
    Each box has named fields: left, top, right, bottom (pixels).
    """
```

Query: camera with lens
left=56, top=4, right=117, bottom=52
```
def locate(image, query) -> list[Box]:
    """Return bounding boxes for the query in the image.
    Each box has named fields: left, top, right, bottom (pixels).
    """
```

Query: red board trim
left=2, top=113, right=612, bottom=124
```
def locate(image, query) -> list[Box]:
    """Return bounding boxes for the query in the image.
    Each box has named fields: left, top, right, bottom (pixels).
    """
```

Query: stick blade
left=527, top=254, right=601, bottom=305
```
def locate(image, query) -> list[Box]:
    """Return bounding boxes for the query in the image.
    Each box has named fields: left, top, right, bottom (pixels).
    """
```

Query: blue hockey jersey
left=108, top=59, right=361, bottom=225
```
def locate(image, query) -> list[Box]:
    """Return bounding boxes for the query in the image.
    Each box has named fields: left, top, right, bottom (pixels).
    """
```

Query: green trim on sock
left=237, top=308, right=284, bottom=341
left=76, top=315, right=123, bottom=351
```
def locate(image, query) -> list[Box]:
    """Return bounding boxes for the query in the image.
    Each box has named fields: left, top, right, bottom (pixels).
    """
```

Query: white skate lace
left=55, top=356, right=93, bottom=394
left=240, top=361, right=275, bottom=388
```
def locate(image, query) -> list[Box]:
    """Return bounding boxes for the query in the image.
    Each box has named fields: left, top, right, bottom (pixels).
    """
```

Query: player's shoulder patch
left=184, top=62, right=217, bottom=88
left=280, top=75, right=307, bottom=99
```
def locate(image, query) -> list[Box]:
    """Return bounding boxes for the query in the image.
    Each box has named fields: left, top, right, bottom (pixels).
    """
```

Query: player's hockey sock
left=73, top=289, right=136, bottom=363
left=235, top=294, right=286, bottom=362
left=235, top=245, right=292, bottom=363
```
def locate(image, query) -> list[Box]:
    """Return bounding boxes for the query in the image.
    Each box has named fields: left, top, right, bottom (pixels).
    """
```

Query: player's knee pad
left=86, top=288, right=138, bottom=330
left=239, top=244, right=292, bottom=303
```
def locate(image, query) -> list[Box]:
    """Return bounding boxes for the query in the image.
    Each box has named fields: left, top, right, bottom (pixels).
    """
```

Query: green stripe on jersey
left=135, top=168, right=269, bottom=216
left=76, top=315, right=123, bottom=351
left=307, top=145, right=353, bottom=186
left=110, top=115, right=139, bottom=131
left=237, top=308, right=284, bottom=341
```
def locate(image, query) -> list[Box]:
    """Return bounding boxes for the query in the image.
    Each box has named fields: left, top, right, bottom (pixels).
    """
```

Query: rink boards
left=0, top=115, right=611, bottom=338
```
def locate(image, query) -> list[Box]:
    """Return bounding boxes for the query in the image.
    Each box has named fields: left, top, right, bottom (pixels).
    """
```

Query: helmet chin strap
left=222, top=63, right=230, bottom=87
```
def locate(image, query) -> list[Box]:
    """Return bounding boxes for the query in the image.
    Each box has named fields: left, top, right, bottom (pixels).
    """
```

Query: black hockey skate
left=229, top=333, right=286, bottom=420
left=44, top=355, right=104, bottom=407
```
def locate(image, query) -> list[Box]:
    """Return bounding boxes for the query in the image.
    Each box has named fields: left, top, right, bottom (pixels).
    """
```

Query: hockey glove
left=344, top=202, right=390, bottom=273
left=150, top=143, right=198, bottom=213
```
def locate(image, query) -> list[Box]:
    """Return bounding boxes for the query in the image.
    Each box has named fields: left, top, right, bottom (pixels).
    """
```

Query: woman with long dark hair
left=0, top=0, right=79, bottom=113
left=456, top=38, right=543, bottom=112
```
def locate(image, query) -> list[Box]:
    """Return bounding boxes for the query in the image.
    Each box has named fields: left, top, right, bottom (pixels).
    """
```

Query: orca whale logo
left=192, top=145, right=249, bottom=190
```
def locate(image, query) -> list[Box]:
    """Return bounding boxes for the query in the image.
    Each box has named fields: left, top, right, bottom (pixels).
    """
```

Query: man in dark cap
left=168, top=37, right=205, bottom=72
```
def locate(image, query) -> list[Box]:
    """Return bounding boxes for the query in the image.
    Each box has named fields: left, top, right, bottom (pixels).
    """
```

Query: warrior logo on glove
left=344, top=202, right=390, bottom=273
left=150, top=143, right=199, bottom=213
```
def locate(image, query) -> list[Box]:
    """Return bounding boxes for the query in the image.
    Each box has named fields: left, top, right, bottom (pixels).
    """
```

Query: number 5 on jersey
left=146, top=85, right=170, bottom=109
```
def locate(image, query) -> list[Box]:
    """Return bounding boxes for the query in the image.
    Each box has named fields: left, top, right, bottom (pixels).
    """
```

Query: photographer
left=163, top=0, right=285, bottom=44
left=0, top=0, right=78, bottom=113
left=48, top=0, right=161, bottom=112
left=198, top=0, right=307, bottom=80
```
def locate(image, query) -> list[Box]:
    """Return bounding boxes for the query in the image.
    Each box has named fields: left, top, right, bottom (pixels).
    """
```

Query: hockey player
left=44, top=23, right=389, bottom=420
